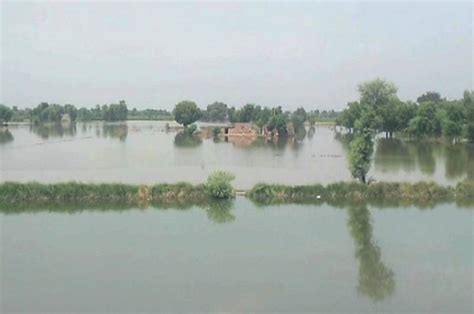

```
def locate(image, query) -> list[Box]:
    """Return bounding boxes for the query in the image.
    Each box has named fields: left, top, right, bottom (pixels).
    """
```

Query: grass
left=248, top=181, right=473, bottom=208
left=0, top=182, right=212, bottom=209
left=0, top=180, right=472, bottom=212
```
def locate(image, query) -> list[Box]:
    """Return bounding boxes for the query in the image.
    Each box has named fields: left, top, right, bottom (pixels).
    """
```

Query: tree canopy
left=173, top=101, right=201, bottom=127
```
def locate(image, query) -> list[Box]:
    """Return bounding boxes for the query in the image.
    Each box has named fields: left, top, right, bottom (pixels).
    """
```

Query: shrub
left=206, top=171, right=235, bottom=199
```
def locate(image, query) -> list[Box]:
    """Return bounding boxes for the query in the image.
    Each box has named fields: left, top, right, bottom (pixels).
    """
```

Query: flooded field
left=0, top=121, right=472, bottom=189
left=1, top=198, right=472, bottom=312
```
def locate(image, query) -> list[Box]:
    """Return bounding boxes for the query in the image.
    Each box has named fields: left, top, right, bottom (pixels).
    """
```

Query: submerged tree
left=346, top=79, right=402, bottom=183
left=347, top=205, right=395, bottom=302
left=349, top=133, right=373, bottom=184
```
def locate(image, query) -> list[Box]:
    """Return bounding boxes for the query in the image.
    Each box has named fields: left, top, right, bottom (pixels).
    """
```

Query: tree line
left=337, top=85, right=474, bottom=143
left=0, top=101, right=130, bottom=123
left=339, top=79, right=474, bottom=183
left=173, top=100, right=339, bottom=136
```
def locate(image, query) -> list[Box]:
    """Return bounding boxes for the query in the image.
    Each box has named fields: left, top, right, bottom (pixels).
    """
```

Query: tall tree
left=174, top=100, right=201, bottom=127
left=0, top=105, right=14, bottom=123
left=205, top=101, right=228, bottom=122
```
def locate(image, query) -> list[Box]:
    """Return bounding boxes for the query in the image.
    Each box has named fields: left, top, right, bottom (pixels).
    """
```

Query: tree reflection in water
left=0, top=128, right=14, bottom=144
left=174, top=132, right=202, bottom=148
left=101, top=124, right=128, bottom=142
left=205, top=200, right=235, bottom=224
left=30, top=123, right=77, bottom=139
left=347, top=205, right=395, bottom=301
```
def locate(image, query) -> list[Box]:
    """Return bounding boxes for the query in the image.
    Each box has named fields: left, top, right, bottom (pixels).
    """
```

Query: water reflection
left=374, top=138, right=416, bottom=172
left=415, top=144, right=436, bottom=175
left=347, top=205, right=395, bottom=301
left=444, top=145, right=471, bottom=179
left=30, top=123, right=77, bottom=139
left=205, top=200, right=235, bottom=224
left=101, top=124, right=128, bottom=141
left=0, top=128, right=14, bottom=144
left=307, top=126, right=315, bottom=139
left=174, top=132, right=203, bottom=148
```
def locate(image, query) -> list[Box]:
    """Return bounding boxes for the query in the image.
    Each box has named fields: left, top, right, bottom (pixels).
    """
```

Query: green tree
left=417, top=91, right=443, bottom=104
left=349, top=133, right=373, bottom=184
left=358, top=79, right=399, bottom=136
left=174, top=100, right=201, bottom=127
left=439, top=101, right=465, bottom=142
left=463, top=90, right=474, bottom=142
left=267, top=113, right=288, bottom=136
left=337, top=102, right=362, bottom=132
left=407, top=101, right=441, bottom=138
left=0, top=105, right=14, bottom=123
left=206, top=171, right=235, bottom=199
left=239, top=104, right=256, bottom=123
left=206, top=101, right=228, bottom=122
left=291, top=107, right=307, bottom=128
left=255, top=107, right=272, bottom=134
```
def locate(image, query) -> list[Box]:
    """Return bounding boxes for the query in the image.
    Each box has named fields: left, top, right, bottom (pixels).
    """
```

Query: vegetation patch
left=0, top=179, right=472, bottom=212
left=248, top=181, right=473, bottom=208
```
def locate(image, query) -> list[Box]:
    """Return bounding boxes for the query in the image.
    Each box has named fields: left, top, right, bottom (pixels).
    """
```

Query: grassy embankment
left=0, top=179, right=472, bottom=212
left=248, top=180, right=474, bottom=208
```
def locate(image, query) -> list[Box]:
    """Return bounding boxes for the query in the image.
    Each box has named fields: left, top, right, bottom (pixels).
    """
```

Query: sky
left=1, top=1, right=472, bottom=110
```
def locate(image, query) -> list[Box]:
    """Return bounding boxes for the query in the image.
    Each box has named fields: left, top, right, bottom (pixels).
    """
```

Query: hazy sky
left=1, top=1, right=472, bottom=110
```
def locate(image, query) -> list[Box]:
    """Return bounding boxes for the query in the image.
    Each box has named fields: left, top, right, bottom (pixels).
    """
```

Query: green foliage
left=205, top=171, right=235, bottom=199
left=174, top=100, right=201, bottom=127
left=0, top=104, right=14, bottom=123
left=185, top=123, right=198, bottom=134
left=337, top=102, right=362, bottom=132
left=248, top=181, right=467, bottom=208
left=202, top=101, right=228, bottom=122
left=212, top=127, right=221, bottom=137
left=358, top=79, right=398, bottom=109
left=128, top=108, right=172, bottom=121
left=407, top=101, right=441, bottom=138
left=267, top=113, right=288, bottom=136
left=463, top=90, right=474, bottom=142
left=102, top=100, right=128, bottom=121
left=349, top=135, right=374, bottom=183
left=417, top=91, right=443, bottom=103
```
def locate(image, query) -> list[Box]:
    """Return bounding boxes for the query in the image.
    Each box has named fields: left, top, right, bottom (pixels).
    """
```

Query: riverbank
left=0, top=180, right=472, bottom=212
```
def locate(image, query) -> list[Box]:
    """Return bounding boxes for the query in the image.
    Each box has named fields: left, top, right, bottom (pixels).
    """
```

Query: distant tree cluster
left=0, top=101, right=130, bottom=123
left=337, top=78, right=474, bottom=184
left=176, top=100, right=340, bottom=137
left=30, top=103, right=78, bottom=124
left=128, top=108, right=172, bottom=120
left=78, top=100, right=128, bottom=121
left=337, top=85, right=474, bottom=143
left=0, top=104, right=14, bottom=123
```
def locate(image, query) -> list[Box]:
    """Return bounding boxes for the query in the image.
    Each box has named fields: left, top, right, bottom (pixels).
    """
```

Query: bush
left=185, top=123, right=198, bottom=135
left=206, top=171, right=235, bottom=199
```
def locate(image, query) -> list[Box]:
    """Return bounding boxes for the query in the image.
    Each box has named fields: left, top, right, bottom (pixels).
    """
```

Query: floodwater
left=0, top=121, right=473, bottom=189
left=1, top=199, right=472, bottom=312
